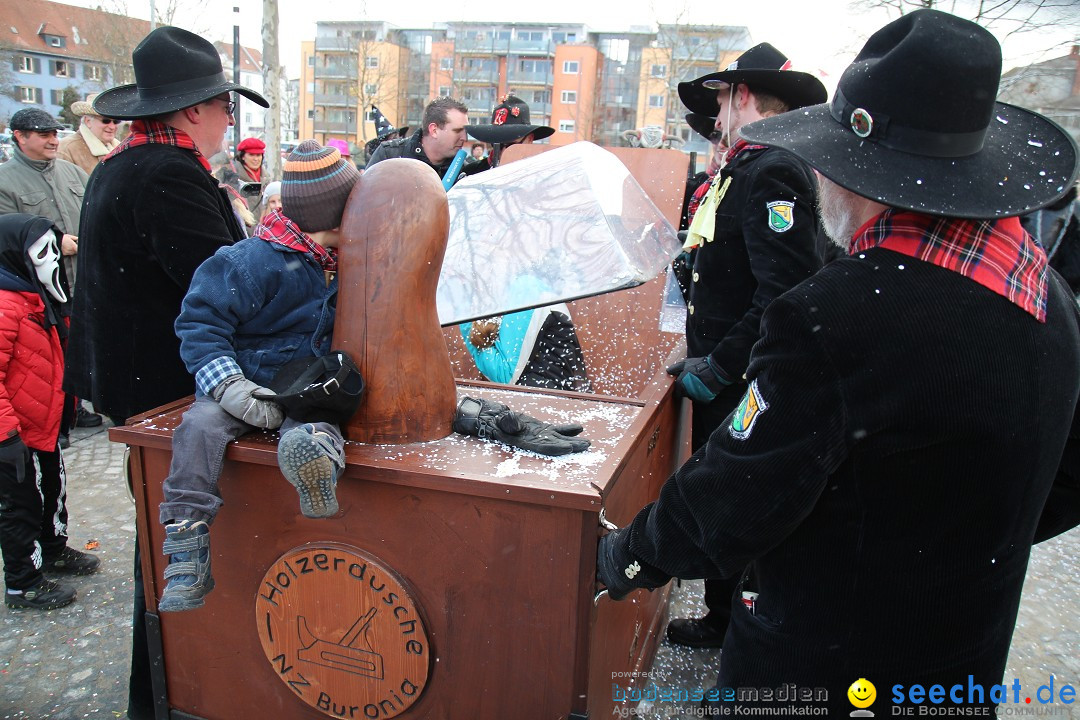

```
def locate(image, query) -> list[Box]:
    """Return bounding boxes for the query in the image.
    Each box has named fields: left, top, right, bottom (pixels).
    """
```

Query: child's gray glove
left=452, top=396, right=590, bottom=456
left=212, top=374, right=284, bottom=429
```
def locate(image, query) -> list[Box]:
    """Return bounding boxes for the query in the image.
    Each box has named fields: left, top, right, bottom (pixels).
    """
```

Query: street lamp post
left=233, top=5, right=241, bottom=150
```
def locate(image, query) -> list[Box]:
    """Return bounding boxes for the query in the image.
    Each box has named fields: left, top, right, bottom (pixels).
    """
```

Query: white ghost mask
left=27, top=228, right=68, bottom=303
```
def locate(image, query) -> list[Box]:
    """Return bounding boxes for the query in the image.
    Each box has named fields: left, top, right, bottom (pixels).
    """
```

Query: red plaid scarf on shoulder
left=103, top=118, right=212, bottom=172
left=851, top=209, right=1048, bottom=322
left=254, top=209, right=338, bottom=273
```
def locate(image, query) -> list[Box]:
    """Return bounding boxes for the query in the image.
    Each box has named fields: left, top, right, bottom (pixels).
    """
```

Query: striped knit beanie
left=281, top=140, right=361, bottom=232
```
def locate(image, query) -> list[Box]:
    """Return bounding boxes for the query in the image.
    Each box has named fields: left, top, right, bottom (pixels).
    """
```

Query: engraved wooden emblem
left=256, top=544, right=431, bottom=718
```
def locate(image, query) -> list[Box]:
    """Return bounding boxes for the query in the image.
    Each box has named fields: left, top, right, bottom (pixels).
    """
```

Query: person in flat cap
left=661, top=41, right=830, bottom=653
left=157, top=140, right=361, bottom=613
left=60, top=24, right=267, bottom=720
left=597, top=10, right=1080, bottom=715
left=57, top=93, right=122, bottom=176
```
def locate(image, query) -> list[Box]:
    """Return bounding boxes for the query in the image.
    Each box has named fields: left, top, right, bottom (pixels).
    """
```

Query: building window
left=307, top=55, right=315, bottom=66
left=532, top=90, right=551, bottom=104
left=561, top=90, right=576, bottom=104
left=17, top=86, right=42, bottom=104
left=365, top=56, right=379, bottom=68
left=651, top=64, right=667, bottom=78
left=648, top=94, right=664, bottom=108
left=364, top=83, right=378, bottom=95
left=307, top=109, right=315, bottom=118
left=494, top=31, right=510, bottom=41
left=440, top=57, right=453, bottom=71
left=85, top=64, right=102, bottom=81
left=50, top=89, right=63, bottom=104
left=17, top=56, right=34, bottom=73
left=44, top=35, right=64, bottom=48
left=558, top=119, right=575, bottom=133
left=438, top=85, right=451, bottom=97
left=563, top=60, right=579, bottom=74
left=53, top=60, right=70, bottom=77
left=552, top=32, right=577, bottom=44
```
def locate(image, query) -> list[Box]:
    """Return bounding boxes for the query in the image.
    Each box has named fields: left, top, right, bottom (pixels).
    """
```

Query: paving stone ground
left=1, top=425, right=1077, bottom=719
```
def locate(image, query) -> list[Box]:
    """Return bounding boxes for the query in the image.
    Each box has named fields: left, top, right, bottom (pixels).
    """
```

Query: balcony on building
left=315, top=63, right=358, bottom=80
left=314, top=93, right=355, bottom=107
left=313, top=121, right=352, bottom=134
left=506, top=69, right=552, bottom=85
left=315, top=36, right=360, bottom=52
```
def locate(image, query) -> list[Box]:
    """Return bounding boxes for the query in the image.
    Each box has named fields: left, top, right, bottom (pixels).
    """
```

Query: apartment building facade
left=300, top=19, right=752, bottom=153
left=0, top=0, right=149, bottom=126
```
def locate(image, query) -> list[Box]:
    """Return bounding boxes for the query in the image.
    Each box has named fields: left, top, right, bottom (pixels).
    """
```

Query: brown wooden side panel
left=134, top=445, right=592, bottom=719
left=586, top=390, right=686, bottom=716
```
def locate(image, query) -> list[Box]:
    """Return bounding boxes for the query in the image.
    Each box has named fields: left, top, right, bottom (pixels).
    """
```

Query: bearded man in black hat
left=596, top=11, right=1079, bottom=715
left=62, top=25, right=267, bottom=720
left=662, top=42, right=829, bottom=651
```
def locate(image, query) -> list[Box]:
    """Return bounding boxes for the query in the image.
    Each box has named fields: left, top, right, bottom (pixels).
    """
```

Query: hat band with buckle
left=829, top=88, right=988, bottom=159
left=138, top=71, right=227, bottom=100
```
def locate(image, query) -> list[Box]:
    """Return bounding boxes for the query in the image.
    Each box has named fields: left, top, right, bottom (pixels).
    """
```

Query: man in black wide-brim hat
left=62, top=25, right=267, bottom=720
left=597, top=10, right=1079, bottom=716
left=661, top=41, right=830, bottom=651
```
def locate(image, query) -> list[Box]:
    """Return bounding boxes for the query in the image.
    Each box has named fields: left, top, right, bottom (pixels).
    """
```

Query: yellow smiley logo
left=848, top=678, right=877, bottom=709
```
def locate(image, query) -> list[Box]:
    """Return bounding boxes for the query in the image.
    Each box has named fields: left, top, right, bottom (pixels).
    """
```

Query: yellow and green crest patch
left=767, top=201, right=795, bottom=233
left=729, top=379, right=769, bottom=440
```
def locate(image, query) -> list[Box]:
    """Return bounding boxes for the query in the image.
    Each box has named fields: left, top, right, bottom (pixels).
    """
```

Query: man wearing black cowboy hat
left=662, top=41, right=829, bottom=651
left=62, top=25, right=267, bottom=720
left=597, top=10, right=1079, bottom=715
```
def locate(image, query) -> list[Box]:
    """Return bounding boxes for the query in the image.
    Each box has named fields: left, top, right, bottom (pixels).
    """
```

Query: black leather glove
left=667, top=356, right=731, bottom=403
left=596, top=527, right=669, bottom=601
left=452, top=396, right=590, bottom=456
left=0, top=434, right=30, bottom=483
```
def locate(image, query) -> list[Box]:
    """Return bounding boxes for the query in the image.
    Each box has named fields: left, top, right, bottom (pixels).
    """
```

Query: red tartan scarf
left=103, top=119, right=211, bottom=172
left=723, top=138, right=767, bottom=166
left=254, top=209, right=338, bottom=273
left=851, top=209, right=1048, bottom=322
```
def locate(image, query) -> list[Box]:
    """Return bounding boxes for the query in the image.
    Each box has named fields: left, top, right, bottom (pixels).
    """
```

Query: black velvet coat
left=65, top=143, right=245, bottom=421
left=627, top=250, right=1080, bottom=713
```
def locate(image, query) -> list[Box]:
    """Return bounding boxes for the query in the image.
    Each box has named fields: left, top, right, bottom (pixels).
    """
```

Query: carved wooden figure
left=332, top=159, right=457, bottom=444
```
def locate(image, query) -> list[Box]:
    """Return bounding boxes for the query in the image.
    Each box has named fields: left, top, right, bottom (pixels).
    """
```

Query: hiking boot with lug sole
left=278, top=425, right=340, bottom=519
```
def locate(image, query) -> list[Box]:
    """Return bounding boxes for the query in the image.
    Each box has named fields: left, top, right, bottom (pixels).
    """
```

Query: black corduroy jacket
left=629, top=249, right=1080, bottom=712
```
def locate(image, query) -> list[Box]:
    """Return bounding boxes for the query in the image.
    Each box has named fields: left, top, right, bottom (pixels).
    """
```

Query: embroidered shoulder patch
left=729, top=378, right=769, bottom=440
left=767, top=201, right=795, bottom=233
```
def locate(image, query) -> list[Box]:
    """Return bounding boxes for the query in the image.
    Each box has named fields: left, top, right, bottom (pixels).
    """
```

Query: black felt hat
left=261, top=351, right=365, bottom=426
left=740, top=10, right=1079, bottom=219
left=93, top=26, right=268, bottom=120
left=679, top=43, right=827, bottom=117
left=467, top=96, right=554, bottom=144
left=686, top=113, right=717, bottom=141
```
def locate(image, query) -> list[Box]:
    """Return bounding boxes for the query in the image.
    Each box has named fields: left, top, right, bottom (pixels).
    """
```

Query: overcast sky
left=74, top=0, right=1078, bottom=90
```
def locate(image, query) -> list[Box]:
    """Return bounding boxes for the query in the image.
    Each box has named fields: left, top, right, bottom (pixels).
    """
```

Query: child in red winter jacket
left=0, top=213, right=99, bottom=610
